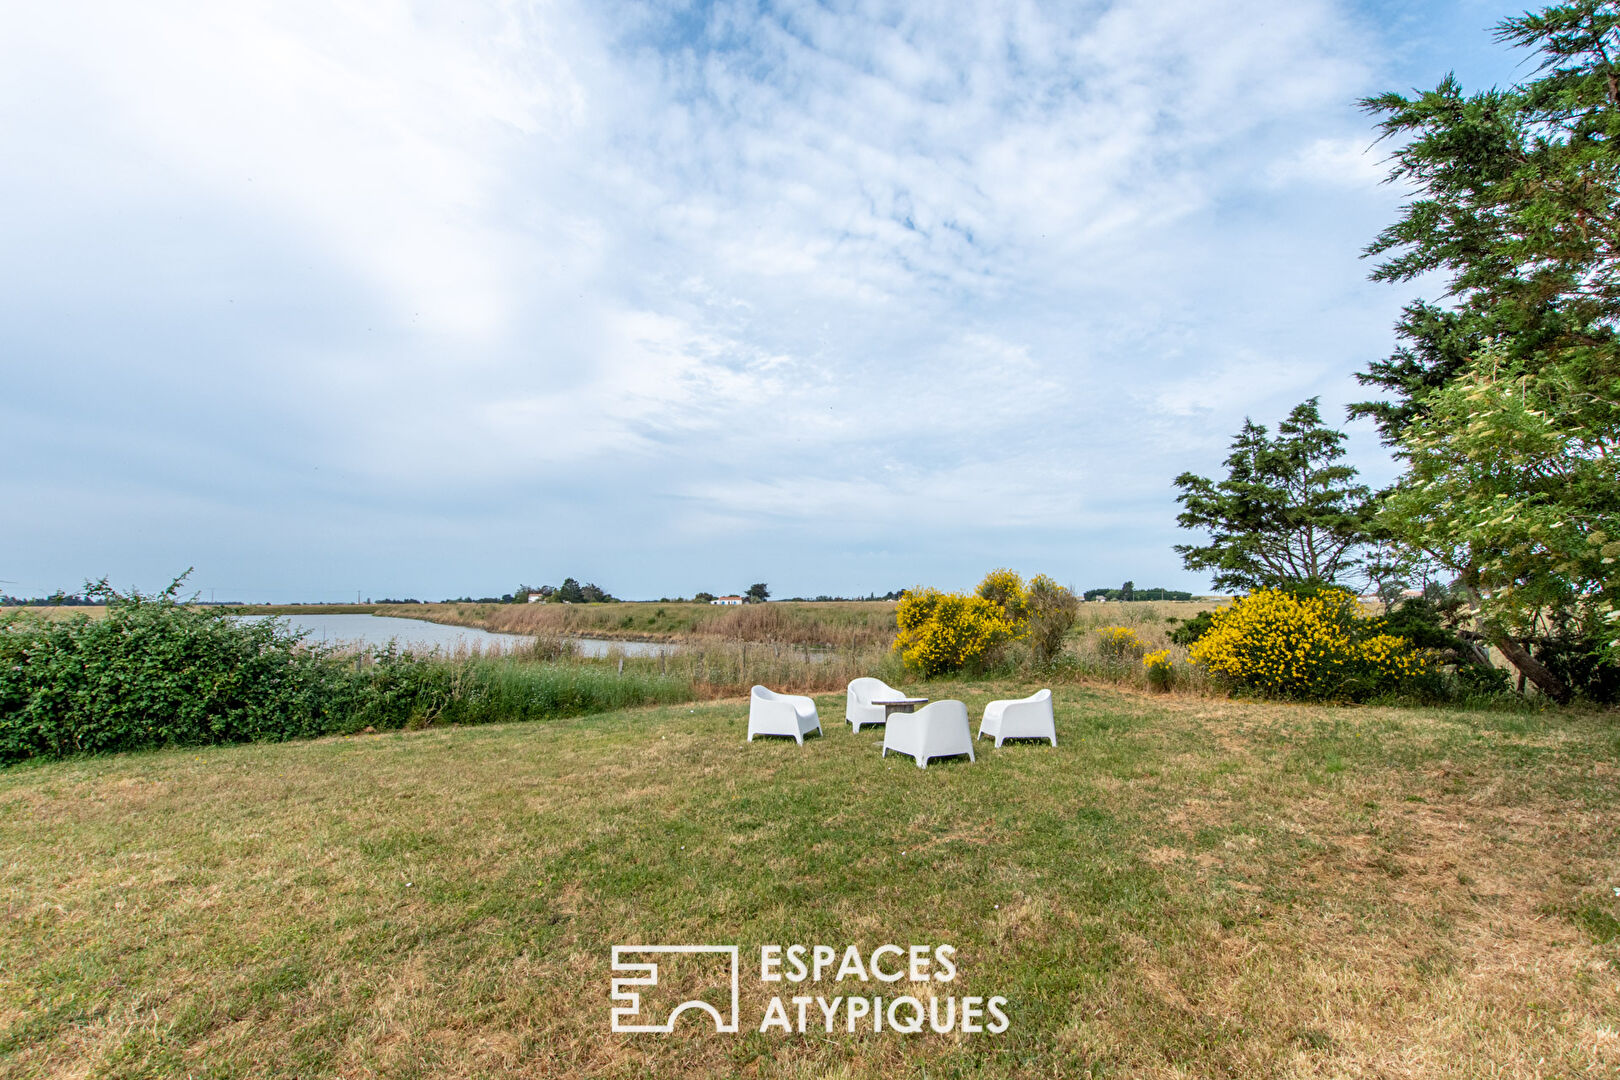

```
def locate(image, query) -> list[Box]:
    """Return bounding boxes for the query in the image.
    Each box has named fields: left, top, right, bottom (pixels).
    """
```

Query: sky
left=1, top=0, right=1535, bottom=602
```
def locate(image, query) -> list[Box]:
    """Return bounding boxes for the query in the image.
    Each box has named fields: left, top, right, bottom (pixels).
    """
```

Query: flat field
left=3, top=685, right=1614, bottom=1078
left=379, top=599, right=905, bottom=647
left=0, top=606, right=107, bottom=622
left=374, top=598, right=1226, bottom=649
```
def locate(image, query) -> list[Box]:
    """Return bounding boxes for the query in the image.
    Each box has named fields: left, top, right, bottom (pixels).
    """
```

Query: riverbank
left=374, top=598, right=1224, bottom=648
left=376, top=599, right=900, bottom=648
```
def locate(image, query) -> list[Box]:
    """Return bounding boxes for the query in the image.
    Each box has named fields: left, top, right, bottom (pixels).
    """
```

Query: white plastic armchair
left=882, top=700, right=975, bottom=769
left=846, top=677, right=906, bottom=732
left=978, top=689, right=1056, bottom=747
left=748, top=685, right=822, bottom=745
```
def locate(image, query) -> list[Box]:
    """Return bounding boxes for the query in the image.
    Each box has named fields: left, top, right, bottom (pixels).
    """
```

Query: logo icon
left=610, top=945, right=740, bottom=1033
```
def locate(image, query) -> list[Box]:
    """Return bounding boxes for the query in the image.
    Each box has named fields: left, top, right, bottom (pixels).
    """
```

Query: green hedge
left=0, top=583, right=691, bottom=764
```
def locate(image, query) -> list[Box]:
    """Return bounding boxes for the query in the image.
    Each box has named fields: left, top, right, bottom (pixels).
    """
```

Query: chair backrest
left=915, top=699, right=968, bottom=724
left=751, top=685, right=777, bottom=701
left=848, top=677, right=897, bottom=704
left=1028, top=689, right=1052, bottom=704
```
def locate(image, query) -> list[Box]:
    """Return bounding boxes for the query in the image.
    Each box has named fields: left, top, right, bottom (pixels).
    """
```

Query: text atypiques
left=757, top=944, right=1009, bottom=1035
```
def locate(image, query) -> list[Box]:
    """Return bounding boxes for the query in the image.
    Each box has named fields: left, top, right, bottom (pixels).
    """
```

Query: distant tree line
left=1083, top=583, right=1194, bottom=602
left=657, top=584, right=779, bottom=603
left=522, top=578, right=618, bottom=604
left=438, top=577, right=620, bottom=604
left=0, top=592, right=99, bottom=607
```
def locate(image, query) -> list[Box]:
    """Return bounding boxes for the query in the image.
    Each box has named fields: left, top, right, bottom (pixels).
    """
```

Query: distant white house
left=527, top=593, right=545, bottom=603
left=711, top=595, right=744, bottom=606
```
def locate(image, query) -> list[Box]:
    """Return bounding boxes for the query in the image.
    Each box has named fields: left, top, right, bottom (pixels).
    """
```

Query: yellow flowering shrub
left=1096, top=626, right=1145, bottom=662
left=1143, top=648, right=1175, bottom=691
left=895, top=570, right=1080, bottom=675
left=976, top=568, right=1029, bottom=625
left=1189, top=588, right=1430, bottom=700
left=893, top=588, right=1019, bottom=676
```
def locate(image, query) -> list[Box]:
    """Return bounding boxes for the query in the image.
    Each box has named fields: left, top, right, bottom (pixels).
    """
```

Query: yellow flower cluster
left=1096, top=626, right=1146, bottom=662
left=1357, top=632, right=1428, bottom=680
left=976, top=568, right=1029, bottom=625
left=893, top=570, right=1082, bottom=675
left=1188, top=588, right=1428, bottom=700
left=1142, top=648, right=1175, bottom=691
left=894, top=587, right=1019, bottom=677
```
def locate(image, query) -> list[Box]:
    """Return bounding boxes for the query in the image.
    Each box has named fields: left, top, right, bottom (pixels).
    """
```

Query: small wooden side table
left=871, top=697, right=929, bottom=722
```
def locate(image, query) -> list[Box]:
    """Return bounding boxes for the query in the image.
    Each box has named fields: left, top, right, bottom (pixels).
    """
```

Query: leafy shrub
left=1534, top=609, right=1620, bottom=704
left=1095, top=627, right=1146, bottom=662
left=1452, top=662, right=1513, bottom=698
left=976, top=569, right=1029, bottom=625
left=1143, top=649, right=1175, bottom=691
left=1024, top=574, right=1079, bottom=665
left=1168, top=610, right=1216, bottom=647
left=893, top=587, right=1019, bottom=677
left=1188, top=588, right=1431, bottom=701
left=895, top=571, right=1081, bottom=675
left=0, top=579, right=351, bottom=762
left=0, top=579, right=693, bottom=764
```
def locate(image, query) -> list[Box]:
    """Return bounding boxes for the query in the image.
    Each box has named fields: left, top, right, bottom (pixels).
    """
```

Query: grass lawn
left=2, top=685, right=1616, bottom=1078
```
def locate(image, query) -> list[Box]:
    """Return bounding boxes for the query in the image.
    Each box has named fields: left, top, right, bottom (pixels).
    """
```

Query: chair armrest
left=752, top=698, right=799, bottom=726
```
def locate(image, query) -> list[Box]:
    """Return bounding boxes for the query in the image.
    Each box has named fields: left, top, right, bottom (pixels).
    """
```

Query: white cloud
left=1, top=0, right=1444, bottom=597
left=7, top=0, right=590, bottom=338
left=1267, top=135, right=1388, bottom=188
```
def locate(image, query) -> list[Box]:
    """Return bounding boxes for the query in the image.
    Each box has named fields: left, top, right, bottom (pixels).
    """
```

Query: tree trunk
left=1488, top=633, right=1571, bottom=704
left=1458, top=576, right=1572, bottom=703
left=1453, top=631, right=1496, bottom=671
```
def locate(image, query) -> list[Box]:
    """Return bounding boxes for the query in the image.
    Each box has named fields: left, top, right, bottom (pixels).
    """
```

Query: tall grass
left=381, top=600, right=899, bottom=648
left=386, top=599, right=1228, bottom=698
left=1052, top=599, right=1224, bottom=695
left=351, top=655, right=693, bottom=729
left=468, top=601, right=1225, bottom=700
left=488, top=639, right=907, bottom=699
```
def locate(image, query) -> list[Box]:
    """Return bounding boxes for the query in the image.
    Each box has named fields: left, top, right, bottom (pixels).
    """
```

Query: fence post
left=617, top=657, right=624, bottom=677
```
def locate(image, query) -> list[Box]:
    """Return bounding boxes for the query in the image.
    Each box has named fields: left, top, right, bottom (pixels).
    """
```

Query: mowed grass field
left=2, top=686, right=1616, bottom=1078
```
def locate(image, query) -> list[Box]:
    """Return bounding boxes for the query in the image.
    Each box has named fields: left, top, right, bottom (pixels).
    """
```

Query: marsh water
left=233, top=613, right=676, bottom=658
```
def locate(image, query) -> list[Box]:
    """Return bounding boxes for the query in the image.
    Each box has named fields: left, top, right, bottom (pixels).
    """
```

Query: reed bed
left=397, top=640, right=902, bottom=700
left=379, top=600, right=899, bottom=648
left=349, top=658, right=694, bottom=731
left=366, top=599, right=1231, bottom=701
left=1054, top=599, right=1225, bottom=696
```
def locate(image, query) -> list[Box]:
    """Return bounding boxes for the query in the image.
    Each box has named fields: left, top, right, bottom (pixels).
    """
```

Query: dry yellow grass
left=1, top=684, right=1615, bottom=1077
left=0, top=606, right=107, bottom=622
left=384, top=599, right=900, bottom=649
